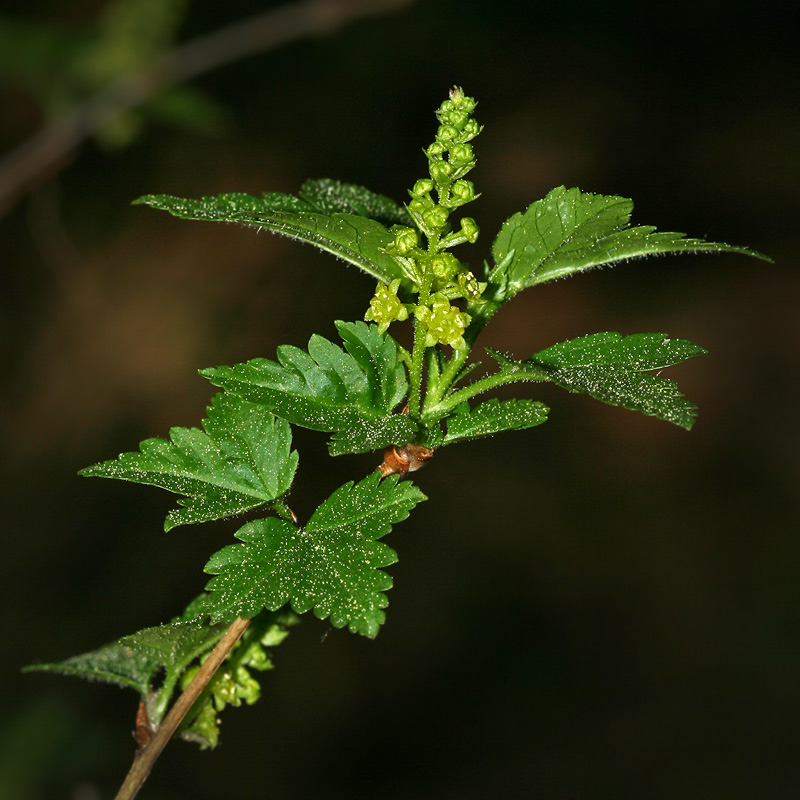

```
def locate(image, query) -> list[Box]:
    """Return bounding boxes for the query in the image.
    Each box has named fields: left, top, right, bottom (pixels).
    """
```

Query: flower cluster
left=365, top=87, right=485, bottom=350
left=179, top=624, right=288, bottom=748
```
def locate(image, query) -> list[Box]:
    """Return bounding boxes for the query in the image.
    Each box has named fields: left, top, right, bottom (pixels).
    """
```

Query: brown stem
left=0, top=0, right=415, bottom=218
left=114, top=615, right=251, bottom=800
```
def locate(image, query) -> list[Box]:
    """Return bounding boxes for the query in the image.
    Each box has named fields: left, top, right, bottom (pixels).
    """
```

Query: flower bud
left=448, top=86, right=465, bottom=105
left=449, top=142, right=473, bottom=166
left=411, top=179, right=434, bottom=198
left=429, top=160, right=452, bottom=184
left=460, top=217, right=480, bottom=243
left=462, top=119, right=481, bottom=140
left=426, top=141, right=447, bottom=158
left=436, top=124, right=459, bottom=143
left=422, top=205, right=449, bottom=230
left=428, top=252, right=460, bottom=281
left=393, top=227, right=419, bottom=254
left=451, top=180, right=476, bottom=204
left=447, top=109, right=469, bottom=130
left=408, top=196, right=432, bottom=216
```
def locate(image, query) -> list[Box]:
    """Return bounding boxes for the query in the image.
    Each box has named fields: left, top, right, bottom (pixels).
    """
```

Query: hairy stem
left=423, top=367, right=548, bottom=421
left=421, top=306, right=489, bottom=412
left=407, top=278, right=432, bottom=418
left=114, top=616, right=251, bottom=800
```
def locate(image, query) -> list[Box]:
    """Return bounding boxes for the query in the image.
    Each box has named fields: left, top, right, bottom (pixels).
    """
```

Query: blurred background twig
left=0, top=0, right=414, bottom=217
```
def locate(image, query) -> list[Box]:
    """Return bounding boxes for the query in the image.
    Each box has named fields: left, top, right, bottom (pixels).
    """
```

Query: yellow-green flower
left=364, top=279, right=409, bottom=334
left=416, top=295, right=470, bottom=349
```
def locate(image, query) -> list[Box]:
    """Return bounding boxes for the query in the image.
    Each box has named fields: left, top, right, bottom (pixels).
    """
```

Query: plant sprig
left=26, top=88, right=769, bottom=800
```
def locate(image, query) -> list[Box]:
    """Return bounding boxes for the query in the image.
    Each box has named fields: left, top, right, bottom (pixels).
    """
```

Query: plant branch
left=422, top=309, right=488, bottom=411
left=0, top=0, right=415, bottom=218
left=423, top=367, right=549, bottom=421
left=407, top=277, right=432, bottom=417
left=114, top=616, right=252, bottom=800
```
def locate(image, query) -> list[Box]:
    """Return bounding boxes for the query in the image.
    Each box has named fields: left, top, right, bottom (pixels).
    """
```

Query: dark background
left=1, top=1, right=798, bottom=798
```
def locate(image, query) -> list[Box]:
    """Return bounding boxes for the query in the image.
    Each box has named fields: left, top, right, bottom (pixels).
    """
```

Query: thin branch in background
left=0, top=0, right=415, bottom=218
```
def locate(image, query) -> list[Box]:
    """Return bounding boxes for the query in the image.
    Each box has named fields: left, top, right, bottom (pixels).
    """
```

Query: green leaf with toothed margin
left=204, top=472, right=426, bottom=638
left=201, top=321, right=417, bottom=456
left=22, top=615, right=228, bottom=715
left=80, top=393, right=297, bottom=531
left=134, top=179, right=411, bottom=284
left=489, top=186, right=770, bottom=302
left=489, top=332, right=707, bottom=429
left=442, top=398, right=549, bottom=445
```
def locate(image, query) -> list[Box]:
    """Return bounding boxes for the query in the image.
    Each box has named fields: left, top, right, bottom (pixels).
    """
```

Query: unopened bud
left=422, top=205, right=449, bottom=230
left=460, top=217, right=480, bottom=243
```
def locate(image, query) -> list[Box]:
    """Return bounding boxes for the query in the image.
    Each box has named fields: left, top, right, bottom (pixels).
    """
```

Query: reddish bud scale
left=377, top=444, right=434, bottom=478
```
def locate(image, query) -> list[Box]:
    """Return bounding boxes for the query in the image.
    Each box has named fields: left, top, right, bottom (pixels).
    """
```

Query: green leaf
left=134, top=179, right=411, bottom=284
left=489, top=332, right=707, bottom=429
left=335, top=319, right=409, bottom=411
left=80, top=393, right=298, bottom=531
left=119, top=621, right=228, bottom=681
left=23, top=616, right=229, bottom=724
left=442, top=398, right=549, bottom=445
left=24, top=599, right=297, bottom=743
left=298, top=178, right=413, bottom=226
left=201, top=321, right=417, bottom=456
left=490, top=186, right=770, bottom=300
left=204, top=472, right=426, bottom=638
left=23, top=638, right=162, bottom=698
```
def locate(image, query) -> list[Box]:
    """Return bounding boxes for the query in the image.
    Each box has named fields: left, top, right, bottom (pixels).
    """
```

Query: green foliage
left=488, top=185, right=769, bottom=305
left=28, top=87, right=768, bottom=760
left=204, top=473, right=426, bottom=638
left=442, top=398, right=549, bottom=445
left=24, top=608, right=229, bottom=725
left=488, top=332, right=707, bottom=430
left=80, top=393, right=298, bottom=531
left=25, top=598, right=296, bottom=744
left=24, top=627, right=177, bottom=698
left=135, top=180, right=412, bottom=284
left=201, top=321, right=417, bottom=456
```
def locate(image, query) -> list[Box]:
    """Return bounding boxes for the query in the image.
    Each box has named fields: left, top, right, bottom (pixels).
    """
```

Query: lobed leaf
left=204, top=472, right=426, bottom=638
left=489, top=332, right=707, bottom=429
left=134, top=179, right=411, bottom=284
left=490, top=186, right=770, bottom=301
left=442, top=398, right=549, bottom=445
left=80, top=394, right=298, bottom=531
left=201, top=321, right=417, bottom=456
